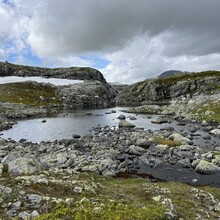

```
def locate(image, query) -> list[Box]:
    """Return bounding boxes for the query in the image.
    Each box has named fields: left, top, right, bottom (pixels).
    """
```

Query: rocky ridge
left=0, top=62, right=106, bottom=82
left=117, top=71, right=220, bottom=105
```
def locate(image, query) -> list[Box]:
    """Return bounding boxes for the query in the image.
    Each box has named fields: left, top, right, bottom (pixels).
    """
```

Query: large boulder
left=7, top=157, right=42, bottom=175
left=118, top=120, right=135, bottom=128
left=195, top=160, right=220, bottom=174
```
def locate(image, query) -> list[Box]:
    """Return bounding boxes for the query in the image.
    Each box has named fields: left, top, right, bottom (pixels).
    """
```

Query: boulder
left=8, top=157, right=42, bottom=175
left=119, top=120, right=135, bottom=128
left=210, top=129, right=220, bottom=136
left=136, top=138, right=151, bottom=148
left=195, top=160, right=220, bottom=174
left=118, top=114, right=126, bottom=120
left=128, top=145, right=145, bottom=156
left=168, top=133, right=191, bottom=144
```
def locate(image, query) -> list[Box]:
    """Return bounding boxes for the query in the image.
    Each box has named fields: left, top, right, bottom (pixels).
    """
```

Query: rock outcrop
left=117, top=71, right=220, bottom=105
left=0, top=61, right=106, bottom=82
left=57, top=80, right=117, bottom=108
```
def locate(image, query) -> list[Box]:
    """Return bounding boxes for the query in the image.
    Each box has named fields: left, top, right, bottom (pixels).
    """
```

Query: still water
left=1, top=107, right=219, bottom=145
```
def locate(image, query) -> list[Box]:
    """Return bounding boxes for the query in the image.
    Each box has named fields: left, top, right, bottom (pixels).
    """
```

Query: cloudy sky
left=1, top=0, right=220, bottom=83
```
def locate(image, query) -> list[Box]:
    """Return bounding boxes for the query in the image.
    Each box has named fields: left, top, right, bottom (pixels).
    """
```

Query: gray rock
left=136, top=138, right=150, bottom=148
left=18, top=211, right=31, bottom=219
left=119, top=120, right=135, bottom=128
left=11, top=201, right=22, bottom=210
left=8, top=157, right=42, bottom=175
left=118, top=114, right=126, bottom=120
left=129, top=116, right=137, bottom=120
left=177, top=158, right=191, bottom=168
left=27, top=194, right=42, bottom=208
left=210, top=129, right=220, bottom=136
left=128, top=145, right=145, bottom=156
left=31, top=210, right=40, bottom=218
left=151, top=118, right=168, bottom=124
left=195, top=160, right=220, bottom=174
left=168, top=133, right=191, bottom=144
left=2, top=152, right=22, bottom=164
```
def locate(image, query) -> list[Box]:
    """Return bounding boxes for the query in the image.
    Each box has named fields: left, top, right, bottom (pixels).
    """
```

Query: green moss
left=152, top=136, right=181, bottom=147
left=36, top=199, right=165, bottom=220
left=0, top=82, right=62, bottom=107
left=190, top=100, right=220, bottom=123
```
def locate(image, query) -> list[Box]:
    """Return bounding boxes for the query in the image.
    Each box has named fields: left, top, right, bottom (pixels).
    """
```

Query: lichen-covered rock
left=118, top=120, right=135, bottom=128
left=8, top=157, right=42, bottom=175
left=195, top=160, right=220, bottom=174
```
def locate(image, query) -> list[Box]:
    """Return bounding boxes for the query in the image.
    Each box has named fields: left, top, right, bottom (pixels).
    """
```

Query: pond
left=1, top=107, right=219, bottom=146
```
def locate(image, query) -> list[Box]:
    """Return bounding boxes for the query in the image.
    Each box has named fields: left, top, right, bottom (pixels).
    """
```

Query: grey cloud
left=26, top=0, right=220, bottom=57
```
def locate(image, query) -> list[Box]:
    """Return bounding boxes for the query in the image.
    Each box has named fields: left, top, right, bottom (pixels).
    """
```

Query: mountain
left=158, top=70, right=188, bottom=78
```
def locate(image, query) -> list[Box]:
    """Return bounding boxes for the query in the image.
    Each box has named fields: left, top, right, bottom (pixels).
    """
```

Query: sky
left=1, top=0, right=220, bottom=84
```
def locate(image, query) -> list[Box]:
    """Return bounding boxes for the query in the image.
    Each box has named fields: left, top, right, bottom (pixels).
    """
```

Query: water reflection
left=1, top=107, right=219, bottom=145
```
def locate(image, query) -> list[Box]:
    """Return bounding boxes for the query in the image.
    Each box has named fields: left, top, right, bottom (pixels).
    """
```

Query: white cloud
left=101, top=33, right=220, bottom=84
left=1, top=0, right=220, bottom=83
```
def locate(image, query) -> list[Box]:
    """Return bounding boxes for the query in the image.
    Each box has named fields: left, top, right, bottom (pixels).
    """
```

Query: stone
left=119, top=120, right=135, bottom=128
left=177, top=158, right=191, bottom=168
left=136, top=138, right=150, bottom=148
left=11, top=201, right=22, bottom=210
left=210, top=129, right=220, bottom=136
left=205, top=110, right=215, bottom=115
left=27, top=194, right=42, bottom=208
left=212, top=155, right=220, bottom=166
left=201, top=120, right=209, bottom=126
left=31, top=210, right=39, bottom=218
left=72, top=134, right=81, bottom=139
left=2, top=152, right=22, bottom=164
left=128, top=145, right=145, bottom=156
left=195, top=160, right=220, bottom=174
left=168, top=133, right=191, bottom=144
left=118, top=114, right=126, bottom=120
left=151, top=118, right=168, bottom=124
left=8, top=157, right=42, bottom=175
left=129, top=116, right=137, bottom=120
left=18, top=211, right=30, bottom=219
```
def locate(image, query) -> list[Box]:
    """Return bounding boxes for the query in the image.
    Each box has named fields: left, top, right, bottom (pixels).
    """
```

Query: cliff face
left=57, top=81, right=117, bottom=108
left=117, top=71, right=220, bottom=105
left=0, top=62, right=106, bottom=83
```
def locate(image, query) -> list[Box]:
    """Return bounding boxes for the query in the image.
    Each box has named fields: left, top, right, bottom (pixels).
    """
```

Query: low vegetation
left=154, top=70, right=220, bottom=85
left=190, top=100, right=220, bottom=123
left=152, top=136, right=181, bottom=147
left=0, top=82, right=62, bottom=107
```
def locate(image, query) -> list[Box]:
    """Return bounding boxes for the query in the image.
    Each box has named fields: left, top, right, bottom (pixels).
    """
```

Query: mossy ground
left=190, top=100, right=220, bottom=124
left=0, top=82, right=62, bottom=107
left=152, top=136, right=181, bottom=147
left=1, top=172, right=220, bottom=219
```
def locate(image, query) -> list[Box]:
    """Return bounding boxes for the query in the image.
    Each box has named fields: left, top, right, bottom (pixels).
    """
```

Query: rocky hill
left=117, top=71, right=220, bottom=105
left=0, top=61, right=106, bottom=82
left=158, top=70, right=188, bottom=78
